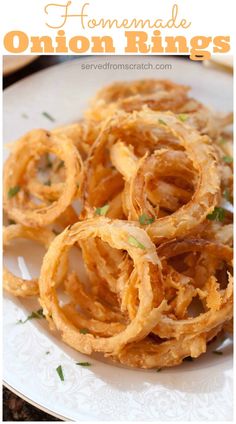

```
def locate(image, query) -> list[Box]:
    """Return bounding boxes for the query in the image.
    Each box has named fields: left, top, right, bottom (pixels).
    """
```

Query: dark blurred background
left=3, top=55, right=81, bottom=90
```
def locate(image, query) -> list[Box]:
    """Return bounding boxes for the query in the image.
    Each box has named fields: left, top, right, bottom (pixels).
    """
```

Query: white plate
left=3, top=55, right=39, bottom=76
left=3, top=56, right=233, bottom=422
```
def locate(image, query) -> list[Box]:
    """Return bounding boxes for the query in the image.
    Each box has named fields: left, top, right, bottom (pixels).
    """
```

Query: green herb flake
left=156, top=368, right=162, bottom=372
left=183, top=356, right=194, bottom=362
left=8, top=186, right=20, bottom=199
left=46, top=351, right=50, bottom=355
left=212, top=350, right=223, bottom=355
left=218, top=137, right=227, bottom=145
left=76, top=362, right=91, bottom=367
left=17, top=308, right=45, bottom=324
left=42, top=111, right=55, bottom=122
left=222, top=156, right=233, bottom=164
left=128, top=236, right=146, bottom=250
left=223, top=188, right=231, bottom=202
left=207, top=207, right=225, bottom=222
left=56, top=365, right=64, bottom=381
left=21, top=113, right=28, bottom=119
left=95, top=204, right=110, bottom=216
left=139, top=214, right=155, bottom=225
left=178, top=113, right=188, bottom=122
left=158, top=119, right=167, bottom=126
left=79, top=328, right=89, bottom=334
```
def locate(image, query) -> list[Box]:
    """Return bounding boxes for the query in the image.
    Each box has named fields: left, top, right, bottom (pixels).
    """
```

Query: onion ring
left=3, top=129, right=83, bottom=227
left=39, top=217, right=168, bottom=355
left=3, top=224, right=66, bottom=297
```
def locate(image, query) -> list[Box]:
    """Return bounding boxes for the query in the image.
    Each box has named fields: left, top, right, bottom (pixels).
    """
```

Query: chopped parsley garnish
left=183, top=356, right=194, bottom=362
left=207, top=207, right=225, bottom=222
left=17, top=308, right=45, bottom=324
left=95, top=204, right=109, bottom=216
left=79, top=328, right=89, bottom=334
left=156, top=368, right=162, bottom=372
left=46, top=351, right=50, bottom=355
left=42, top=111, right=55, bottom=122
left=222, top=156, right=233, bottom=164
left=76, top=362, right=91, bottom=367
left=223, top=188, right=232, bottom=202
left=158, top=119, right=167, bottom=126
left=128, top=236, right=146, bottom=250
left=212, top=350, right=223, bottom=355
left=139, top=214, right=155, bottom=225
left=8, top=186, right=20, bottom=199
left=218, top=137, right=227, bottom=144
left=178, top=113, right=188, bottom=122
left=56, top=365, right=64, bottom=381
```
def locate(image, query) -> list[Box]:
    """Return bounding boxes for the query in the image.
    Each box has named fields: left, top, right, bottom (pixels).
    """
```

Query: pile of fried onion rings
left=3, top=79, right=233, bottom=368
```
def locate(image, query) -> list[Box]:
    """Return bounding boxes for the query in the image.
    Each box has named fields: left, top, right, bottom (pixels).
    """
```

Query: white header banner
left=0, top=0, right=234, bottom=59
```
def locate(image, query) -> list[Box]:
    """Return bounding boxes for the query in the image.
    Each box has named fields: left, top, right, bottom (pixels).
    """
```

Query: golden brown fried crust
left=3, top=79, right=233, bottom=368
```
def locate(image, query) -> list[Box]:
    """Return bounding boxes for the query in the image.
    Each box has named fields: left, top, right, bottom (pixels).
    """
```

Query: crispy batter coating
left=3, top=79, right=233, bottom=368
